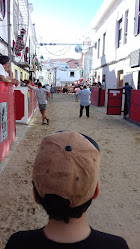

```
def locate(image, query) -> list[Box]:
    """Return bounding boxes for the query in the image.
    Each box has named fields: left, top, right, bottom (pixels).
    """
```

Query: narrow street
left=0, top=93, right=139, bottom=249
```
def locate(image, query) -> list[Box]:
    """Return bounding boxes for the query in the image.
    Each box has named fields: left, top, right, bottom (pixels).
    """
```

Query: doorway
left=118, top=70, right=123, bottom=88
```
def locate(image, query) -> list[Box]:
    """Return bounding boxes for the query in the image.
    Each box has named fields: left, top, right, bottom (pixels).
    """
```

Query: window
left=102, top=33, right=106, bottom=56
left=0, top=0, right=5, bottom=21
left=134, top=0, right=140, bottom=35
left=70, top=71, right=74, bottom=77
left=124, top=10, right=129, bottom=44
left=20, top=72, right=23, bottom=80
left=97, top=38, right=100, bottom=58
left=118, top=18, right=122, bottom=48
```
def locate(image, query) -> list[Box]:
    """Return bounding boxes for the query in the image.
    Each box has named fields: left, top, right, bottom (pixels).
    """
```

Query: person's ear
left=92, top=181, right=100, bottom=199
left=32, top=187, right=41, bottom=205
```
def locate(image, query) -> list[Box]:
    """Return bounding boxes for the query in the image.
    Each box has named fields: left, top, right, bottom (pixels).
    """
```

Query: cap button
left=65, top=146, right=72, bottom=151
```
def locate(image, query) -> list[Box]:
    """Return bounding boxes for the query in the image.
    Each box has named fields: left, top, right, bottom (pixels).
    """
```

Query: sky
left=30, top=0, right=104, bottom=59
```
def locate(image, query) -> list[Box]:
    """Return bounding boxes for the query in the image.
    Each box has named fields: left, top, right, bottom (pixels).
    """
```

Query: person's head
left=0, top=55, right=10, bottom=71
left=32, top=131, right=100, bottom=223
left=125, top=82, right=129, bottom=86
left=83, top=85, right=87, bottom=89
left=0, top=55, right=10, bottom=65
left=38, top=82, right=42, bottom=88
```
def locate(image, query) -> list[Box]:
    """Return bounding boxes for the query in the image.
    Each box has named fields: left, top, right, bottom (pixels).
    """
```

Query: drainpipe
left=7, top=0, right=11, bottom=58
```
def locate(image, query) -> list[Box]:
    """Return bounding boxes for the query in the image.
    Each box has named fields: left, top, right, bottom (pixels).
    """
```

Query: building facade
left=0, top=0, right=37, bottom=83
left=90, top=0, right=140, bottom=96
left=37, top=58, right=81, bottom=86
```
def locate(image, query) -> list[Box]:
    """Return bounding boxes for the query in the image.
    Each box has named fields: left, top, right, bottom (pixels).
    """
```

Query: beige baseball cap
left=32, top=131, right=100, bottom=207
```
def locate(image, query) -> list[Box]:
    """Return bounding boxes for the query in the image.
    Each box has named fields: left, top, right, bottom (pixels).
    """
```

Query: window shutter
left=134, top=0, right=139, bottom=35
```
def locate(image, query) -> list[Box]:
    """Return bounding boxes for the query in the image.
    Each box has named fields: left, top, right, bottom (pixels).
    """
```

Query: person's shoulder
left=90, top=229, right=129, bottom=249
left=86, top=89, right=91, bottom=93
left=33, top=87, right=38, bottom=92
left=5, top=228, right=44, bottom=249
left=42, top=88, right=47, bottom=92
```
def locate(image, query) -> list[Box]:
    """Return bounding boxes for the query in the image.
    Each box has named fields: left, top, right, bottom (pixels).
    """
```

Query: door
left=107, top=89, right=123, bottom=115
left=118, top=70, right=123, bottom=88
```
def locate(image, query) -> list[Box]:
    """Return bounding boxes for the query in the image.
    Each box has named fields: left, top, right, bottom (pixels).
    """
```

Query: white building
left=0, top=0, right=37, bottom=82
left=37, top=58, right=81, bottom=86
left=90, top=0, right=140, bottom=97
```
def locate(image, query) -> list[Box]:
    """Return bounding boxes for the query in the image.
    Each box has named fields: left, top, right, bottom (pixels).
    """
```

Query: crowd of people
left=0, top=54, right=133, bottom=121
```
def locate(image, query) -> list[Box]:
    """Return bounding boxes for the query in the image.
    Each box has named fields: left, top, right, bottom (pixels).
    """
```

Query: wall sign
left=0, top=102, right=8, bottom=143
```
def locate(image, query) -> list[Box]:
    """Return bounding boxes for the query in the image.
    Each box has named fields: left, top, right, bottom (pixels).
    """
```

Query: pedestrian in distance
left=4, top=131, right=129, bottom=249
left=45, top=84, right=51, bottom=99
left=0, top=55, right=19, bottom=87
left=50, top=84, right=54, bottom=98
left=74, top=85, right=80, bottom=102
left=96, top=81, right=102, bottom=88
left=26, top=82, right=50, bottom=125
left=101, top=80, right=106, bottom=90
left=122, top=82, right=133, bottom=117
left=29, top=76, right=35, bottom=86
left=78, top=85, right=91, bottom=118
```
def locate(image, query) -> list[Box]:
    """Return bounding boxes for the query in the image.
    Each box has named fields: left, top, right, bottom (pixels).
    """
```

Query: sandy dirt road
left=0, top=93, right=140, bottom=249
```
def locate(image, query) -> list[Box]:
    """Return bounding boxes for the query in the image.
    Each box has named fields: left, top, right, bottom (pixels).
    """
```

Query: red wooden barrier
left=129, top=90, right=140, bottom=124
left=14, top=90, right=24, bottom=120
left=107, top=89, right=122, bottom=115
left=91, top=87, right=105, bottom=106
left=14, top=87, right=37, bottom=124
left=0, top=82, right=16, bottom=161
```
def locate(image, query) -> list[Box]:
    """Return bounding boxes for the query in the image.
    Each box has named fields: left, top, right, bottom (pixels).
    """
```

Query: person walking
left=27, top=82, right=50, bottom=125
left=74, top=86, right=80, bottom=102
left=4, top=131, right=129, bottom=249
left=50, top=84, right=54, bottom=99
left=123, top=82, right=133, bottom=116
left=78, top=85, right=91, bottom=118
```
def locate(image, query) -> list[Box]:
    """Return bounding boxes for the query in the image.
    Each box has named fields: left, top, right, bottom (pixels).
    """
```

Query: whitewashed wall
left=90, top=0, right=140, bottom=95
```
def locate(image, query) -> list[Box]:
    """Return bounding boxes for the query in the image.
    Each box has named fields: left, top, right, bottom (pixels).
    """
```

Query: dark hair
left=38, top=82, right=42, bottom=87
left=0, top=55, right=10, bottom=65
left=83, top=85, right=87, bottom=89
left=33, top=182, right=92, bottom=224
left=125, top=82, right=128, bottom=85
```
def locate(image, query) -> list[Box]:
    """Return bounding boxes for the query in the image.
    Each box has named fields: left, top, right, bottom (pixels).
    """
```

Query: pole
left=55, top=68, right=57, bottom=86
